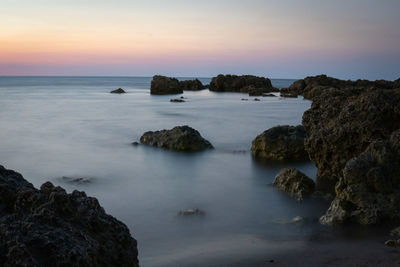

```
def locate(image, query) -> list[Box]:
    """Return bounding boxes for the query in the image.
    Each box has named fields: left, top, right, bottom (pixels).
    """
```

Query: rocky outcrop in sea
left=140, top=125, right=213, bottom=152
left=273, top=168, right=315, bottom=201
left=150, top=76, right=206, bottom=94
left=209, top=74, right=276, bottom=93
left=0, top=165, right=139, bottom=266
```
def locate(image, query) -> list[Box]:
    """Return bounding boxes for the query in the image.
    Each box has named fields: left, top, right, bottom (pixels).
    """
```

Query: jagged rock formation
left=209, top=74, right=276, bottom=93
left=140, top=125, right=213, bottom=152
left=0, top=165, right=139, bottom=266
left=273, top=168, right=315, bottom=201
left=110, top=88, right=126, bottom=94
left=150, top=75, right=183, bottom=95
left=251, top=125, right=308, bottom=161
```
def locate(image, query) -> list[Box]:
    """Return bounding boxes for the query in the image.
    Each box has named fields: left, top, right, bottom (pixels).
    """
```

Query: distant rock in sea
left=170, top=98, right=185, bottom=103
left=0, top=165, right=139, bottom=266
left=110, top=88, right=126, bottom=94
left=150, top=76, right=206, bottom=94
left=140, top=125, right=213, bottom=152
left=209, top=74, right=278, bottom=93
left=251, top=125, right=308, bottom=161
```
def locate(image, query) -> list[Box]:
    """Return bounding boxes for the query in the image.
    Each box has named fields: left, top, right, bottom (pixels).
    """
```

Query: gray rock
left=0, top=165, right=139, bottom=266
left=110, top=88, right=126, bottom=94
left=251, top=125, right=309, bottom=161
left=273, top=168, right=315, bottom=200
left=140, top=125, right=213, bottom=152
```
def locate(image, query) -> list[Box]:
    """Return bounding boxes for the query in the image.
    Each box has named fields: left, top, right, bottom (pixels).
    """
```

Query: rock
left=0, top=165, right=139, bottom=266
left=110, top=88, right=126, bottom=94
left=180, top=79, right=205, bottom=91
left=170, top=99, right=185, bottom=103
left=241, top=98, right=248, bottom=101
left=248, top=87, right=265, bottom=96
left=251, top=125, right=309, bottom=161
left=61, top=176, right=92, bottom=184
left=180, top=96, right=187, bottom=99
left=254, top=98, right=261, bottom=101
left=150, top=75, right=183, bottom=95
left=209, top=74, right=274, bottom=93
left=303, top=84, right=400, bottom=193
left=385, top=240, right=400, bottom=248
left=262, top=93, right=276, bottom=97
left=319, top=130, right=400, bottom=225
left=391, top=226, right=400, bottom=237
left=140, top=125, right=213, bottom=152
left=273, top=168, right=315, bottom=200
left=132, top=141, right=139, bottom=146
left=177, top=208, right=205, bottom=216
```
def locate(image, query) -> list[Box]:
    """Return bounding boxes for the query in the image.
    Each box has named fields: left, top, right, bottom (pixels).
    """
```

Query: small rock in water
left=241, top=98, right=249, bottom=101
left=391, top=227, right=400, bottom=237
left=132, top=141, right=139, bottom=146
left=254, top=98, right=261, bottom=101
left=177, top=208, right=205, bottom=216
left=170, top=99, right=185, bottom=103
left=180, top=96, right=187, bottom=99
left=110, top=88, right=126, bottom=94
left=385, top=239, right=400, bottom=248
left=61, top=176, right=92, bottom=184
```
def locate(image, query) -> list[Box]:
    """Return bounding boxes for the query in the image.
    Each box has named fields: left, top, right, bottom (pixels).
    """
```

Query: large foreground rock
left=320, top=130, right=400, bottom=225
left=0, top=165, right=139, bottom=266
left=150, top=75, right=183, bottom=95
left=302, top=81, right=400, bottom=193
left=251, top=125, right=308, bottom=161
left=209, top=74, right=275, bottom=93
left=274, top=168, right=315, bottom=201
left=140, top=126, right=213, bottom=152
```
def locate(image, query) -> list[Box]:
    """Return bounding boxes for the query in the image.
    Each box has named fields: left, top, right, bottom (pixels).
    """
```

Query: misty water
left=0, top=77, right=332, bottom=266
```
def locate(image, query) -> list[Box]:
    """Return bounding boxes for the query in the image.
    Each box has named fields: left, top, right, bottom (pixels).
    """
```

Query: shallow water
left=0, top=76, right=335, bottom=265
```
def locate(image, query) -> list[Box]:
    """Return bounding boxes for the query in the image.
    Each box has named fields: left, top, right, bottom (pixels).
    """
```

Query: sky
left=0, top=0, right=399, bottom=80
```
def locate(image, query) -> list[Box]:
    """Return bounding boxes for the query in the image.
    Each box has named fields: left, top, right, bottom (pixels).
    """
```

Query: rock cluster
left=110, top=88, right=126, bottom=94
left=209, top=74, right=276, bottom=93
left=273, top=168, right=315, bottom=201
left=0, top=165, right=139, bottom=266
left=140, top=126, right=213, bottom=152
left=150, top=76, right=206, bottom=94
left=251, top=125, right=308, bottom=161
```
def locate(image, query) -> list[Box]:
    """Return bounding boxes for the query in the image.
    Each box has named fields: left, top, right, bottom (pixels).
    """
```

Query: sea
left=0, top=76, right=341, bottom=266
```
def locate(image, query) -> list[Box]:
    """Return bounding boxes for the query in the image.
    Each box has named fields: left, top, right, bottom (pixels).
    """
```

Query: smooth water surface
left=0, top=76, right=332, bottom=266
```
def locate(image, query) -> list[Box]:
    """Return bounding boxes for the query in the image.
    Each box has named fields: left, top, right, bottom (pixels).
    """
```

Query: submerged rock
left=150, top=75, right=183, bottom=95
left=273, top=168, right=315, bottom=201
left=177, top=208, right=205, bottom=216
left=0, top=165, right=139, bottom=266
left=251, top=125, right=308, bottom=161
left=254, top=98, right=261, bottom=101
left=140, top=125, right=213, bottom=152
left=209, top=74, right=275, bottom=93
left=170, top=99, right=185, bottom=103
left=110, top=88, right=126, bottom=94
left=262, top=93, right=276, bottom=97
left=320, top=130, right=400, bottom=225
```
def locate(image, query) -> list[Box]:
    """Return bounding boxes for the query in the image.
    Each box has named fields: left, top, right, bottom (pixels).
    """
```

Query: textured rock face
left=209, top=74, right=274, bottom=93
left=303, top=87, right=400, bottom=193
left=320, top=130, right=400, bottom=225
left=251, top=125, right=308, bottom=161
left=140, top=126, right=213, bottom=152
left=0, top=165, right=139, bottom=267
left=273, top=168, right=315, bottom=201
left=110, top=88, right=126, bottom=94
left=283, top=74, right=397, bottom=100
left=150, top=75, right=183, bottom=95
left=180, top=79, right=205, bottom=91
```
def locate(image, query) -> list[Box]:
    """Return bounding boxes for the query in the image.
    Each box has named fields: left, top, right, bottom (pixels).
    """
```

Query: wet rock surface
left=150, top=75, right=183, bottom=95
left=320, top=130, right=400, bottom=225
left=251, top=125, right=308, bottom=161
left=140, top=125, right=213, bottom=152
left=0, top=165, right=139, bottom=267
left=209, top=74, right=275, bottom=93
left=273, top=168, right=315, bottom=201
left=110, top=88, right=126, bottom=94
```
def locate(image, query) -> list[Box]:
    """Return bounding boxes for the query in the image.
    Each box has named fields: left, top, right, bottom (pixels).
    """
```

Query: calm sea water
left=0, top=76, right=332, bottom=266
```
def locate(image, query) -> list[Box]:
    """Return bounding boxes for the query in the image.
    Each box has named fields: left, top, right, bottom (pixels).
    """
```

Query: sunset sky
left=1, top=0, right=399, bottom=79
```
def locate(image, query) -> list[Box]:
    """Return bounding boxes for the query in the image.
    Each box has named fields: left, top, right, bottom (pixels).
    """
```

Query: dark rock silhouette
left=110, top=88, right=126, bottom=94
left=0, top=165, right=139, bottom=266
left=209, top=74, right=276, bottom=93
left=180, top=79, right=205, bottom=91
left=274, top=168, right=315, bottom=201
left=140, top=126, right=213, bottom=152
left=251, top=125, right=308, bottom=161
left=150, top=75, right=183, bottom=95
